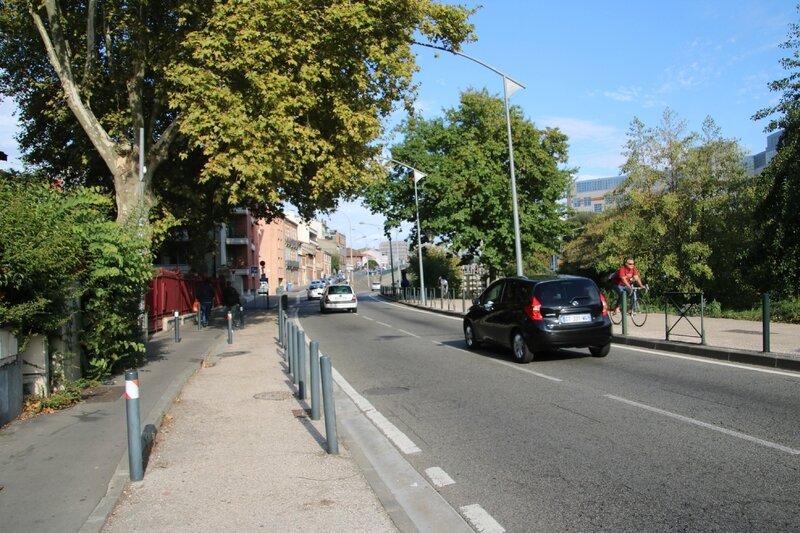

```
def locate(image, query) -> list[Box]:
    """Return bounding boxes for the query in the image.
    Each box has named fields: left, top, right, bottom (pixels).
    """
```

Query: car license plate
left=560, top=313, right=591, bottom=324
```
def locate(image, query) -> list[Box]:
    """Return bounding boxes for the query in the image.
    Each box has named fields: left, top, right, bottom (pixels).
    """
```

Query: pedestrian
left=196, top=277, right=215, bottom=327
left=222, top=281, right=240, bottom=311
left=439, top=276, right=449, bottom=296
left=612, top=258, right=645, bottom=313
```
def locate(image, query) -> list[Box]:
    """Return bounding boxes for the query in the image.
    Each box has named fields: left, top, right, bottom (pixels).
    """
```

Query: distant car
left=320, top=284, right=357, bottom=313
left=371, top=280, right=381, bottom=291
left=307, top=280, right=325, bottom=300
left=463, top=275, right=612, bottom=363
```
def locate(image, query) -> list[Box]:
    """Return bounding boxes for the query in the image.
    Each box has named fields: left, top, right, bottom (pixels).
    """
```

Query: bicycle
left=609, top=285, right=649, bottom=327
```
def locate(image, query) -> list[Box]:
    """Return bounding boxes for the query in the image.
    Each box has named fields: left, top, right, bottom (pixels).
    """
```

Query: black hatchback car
left=463, top=275, right=612, bottom=363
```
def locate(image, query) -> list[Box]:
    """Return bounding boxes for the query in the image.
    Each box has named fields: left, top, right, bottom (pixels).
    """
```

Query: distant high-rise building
left=746, top=130, right=782, bottom=175
left=567, top=175, right=627, bottom=214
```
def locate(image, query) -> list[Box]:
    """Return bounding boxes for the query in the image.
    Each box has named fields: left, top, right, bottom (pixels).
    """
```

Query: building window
left=583, top=197, right=591, bottom=207
left=594, top=203, right=603, bottom=212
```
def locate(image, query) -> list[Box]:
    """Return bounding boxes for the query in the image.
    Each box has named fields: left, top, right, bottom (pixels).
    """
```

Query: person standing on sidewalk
left=197, top=277, right=215, bottom=327
left=613, top=258, right=645, bottom=313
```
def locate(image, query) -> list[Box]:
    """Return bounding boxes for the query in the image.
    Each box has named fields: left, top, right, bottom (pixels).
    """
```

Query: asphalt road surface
left=297, top=292, right=800, bottom=532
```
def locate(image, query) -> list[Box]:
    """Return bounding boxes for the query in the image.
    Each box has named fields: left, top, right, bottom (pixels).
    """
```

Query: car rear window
left=535, top=279, right=599, bottom=306
left=328, top=286, right=353, bottom=295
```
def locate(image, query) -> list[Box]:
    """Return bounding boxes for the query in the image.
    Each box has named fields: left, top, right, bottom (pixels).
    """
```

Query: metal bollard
left=309, top=341, right=321, bottom=420
left=173, top=310, right=181, bottom=343
left=125, top=369, right=144, bottom=481
left=621, top=292, right=628, bottom=336
left=762, top=292, right=771, bottom=353
left=292, top=327, right=301, bottom=387
left=239, top=304, right=245, bottom=327
left=297, top=330, right=306, bottom=399
left=287, top=322, right=295, bottom=372
left=320, top=355, right=339, bottom=454
left=196, top=308, right=202, bottom=331
left=227, top=310, right=233, bottom=344
left=278, top=303, right=284, bottom=347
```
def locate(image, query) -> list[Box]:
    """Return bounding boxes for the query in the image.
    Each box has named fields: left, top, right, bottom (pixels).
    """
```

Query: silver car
left=307, top=280, right=325, bottom=300
left=320, top=284, right=357, bottom=313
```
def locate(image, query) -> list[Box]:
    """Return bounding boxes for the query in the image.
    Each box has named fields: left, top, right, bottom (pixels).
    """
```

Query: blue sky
left=331, top=0, right=798, bottom=241
left=1, top=1, right=796, bottom=244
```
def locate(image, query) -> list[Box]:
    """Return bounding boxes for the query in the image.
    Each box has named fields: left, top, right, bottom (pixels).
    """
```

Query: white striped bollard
left=125, top=369, right=144, bottom=481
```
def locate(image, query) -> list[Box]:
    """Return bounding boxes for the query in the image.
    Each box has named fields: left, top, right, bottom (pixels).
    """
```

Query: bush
left=0, top=174, right=153, bottom=379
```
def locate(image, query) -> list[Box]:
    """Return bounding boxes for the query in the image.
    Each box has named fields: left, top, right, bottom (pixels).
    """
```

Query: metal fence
left=146, top=270, right=222, bottom=332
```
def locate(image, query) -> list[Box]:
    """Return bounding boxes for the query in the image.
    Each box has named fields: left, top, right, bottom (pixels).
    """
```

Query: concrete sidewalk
left=101, top=309, right=399, bottom=532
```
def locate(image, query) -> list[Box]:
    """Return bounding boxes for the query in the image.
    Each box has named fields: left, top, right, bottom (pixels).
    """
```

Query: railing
left=381, top=286, right=481, bottom=314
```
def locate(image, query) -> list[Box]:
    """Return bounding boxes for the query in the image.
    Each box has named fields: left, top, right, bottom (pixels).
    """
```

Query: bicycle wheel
left=609, top=307, right=622, bottom=325
left=630, top=297, right=648, bottom=327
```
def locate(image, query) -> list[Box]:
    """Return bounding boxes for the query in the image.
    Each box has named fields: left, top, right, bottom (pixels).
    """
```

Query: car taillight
left=524, top=296, right=543, bottom=321
left=600, top=292, right=608, bottom=316
left=351, top=294, right=356, bottom=301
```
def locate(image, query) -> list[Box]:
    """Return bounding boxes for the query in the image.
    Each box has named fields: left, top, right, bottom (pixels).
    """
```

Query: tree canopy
left=364, top=88, right=575, bottom=277
left=561, top=109, right=755, bottom=305
left=750, top=5, right=800, bottom=298
left=0, top=0, right=476, bottom=227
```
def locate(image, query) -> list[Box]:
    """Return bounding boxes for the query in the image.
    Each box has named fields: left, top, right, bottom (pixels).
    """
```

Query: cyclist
left=612, top=258, right=645, bottom=313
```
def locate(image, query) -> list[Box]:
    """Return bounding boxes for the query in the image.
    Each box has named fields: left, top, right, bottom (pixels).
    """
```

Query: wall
left=0, top=330, right=23, bottom=426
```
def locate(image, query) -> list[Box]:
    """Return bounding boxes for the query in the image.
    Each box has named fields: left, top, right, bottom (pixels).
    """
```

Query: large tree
left=562, top=109, right=753, bottom=304
left=365, top=88, right=575, bottom=278
left=0, top=1, right=475, bottom=225
left=751, top=5, right=800, bottom=298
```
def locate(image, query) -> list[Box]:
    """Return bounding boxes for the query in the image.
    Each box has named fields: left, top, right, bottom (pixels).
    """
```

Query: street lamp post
left=416, top=43, right=526, bottom=276
left=381, top=159, right=427, bottom=304
left=413, top=170, right=426, bottom=304
left=360, top=221, right=397, bottom=291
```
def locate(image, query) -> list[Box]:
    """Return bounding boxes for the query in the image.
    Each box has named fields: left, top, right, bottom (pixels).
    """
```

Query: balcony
left=286, top=260, right=300, bottom=270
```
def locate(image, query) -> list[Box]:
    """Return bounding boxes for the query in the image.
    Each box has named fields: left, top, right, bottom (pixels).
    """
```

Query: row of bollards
left=279, top=303, right=338, bottom=454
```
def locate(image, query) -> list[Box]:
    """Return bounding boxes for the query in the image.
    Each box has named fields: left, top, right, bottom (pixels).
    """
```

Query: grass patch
left=20, top=379, right=100, bottom=419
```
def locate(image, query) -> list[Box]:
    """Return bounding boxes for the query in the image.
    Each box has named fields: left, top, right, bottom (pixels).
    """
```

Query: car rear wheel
left=464, top=321, right=480, bottom=349
left=512, top=331, right=534, bottom=363
left=589, top=343, right=610, bottom=357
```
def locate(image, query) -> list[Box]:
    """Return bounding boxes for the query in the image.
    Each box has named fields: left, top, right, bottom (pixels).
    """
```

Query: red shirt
left=617, top=265, right=639, bottom=286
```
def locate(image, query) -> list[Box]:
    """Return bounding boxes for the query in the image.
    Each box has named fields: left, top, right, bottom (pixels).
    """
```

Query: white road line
left=622, top=345, right=800, bottom=378
left=460, top=504, right=505, bottom=533
left=331, top=367, right=422, bottom=455
left=397, top=328, right=419, bottom=338
left=376, top=320, right=392, bottom=328
left=605, top=394, right=800, bottom=455
left=425, top=466, right=456, bottom=487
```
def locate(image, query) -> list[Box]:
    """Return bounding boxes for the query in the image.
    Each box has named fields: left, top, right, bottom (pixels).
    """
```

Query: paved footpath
left=102, top=308, right=398, bottom=532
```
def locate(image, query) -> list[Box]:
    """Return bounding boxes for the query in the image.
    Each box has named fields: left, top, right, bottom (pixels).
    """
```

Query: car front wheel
left=512, top=331, right=535, bottom=363
left=464, top=321, right=480, bottom=349
left=589, top=343, right=610, bottom=357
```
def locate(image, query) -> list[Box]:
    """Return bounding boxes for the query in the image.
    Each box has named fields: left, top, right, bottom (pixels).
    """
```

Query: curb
left=611, top=335, right=800, bottom=372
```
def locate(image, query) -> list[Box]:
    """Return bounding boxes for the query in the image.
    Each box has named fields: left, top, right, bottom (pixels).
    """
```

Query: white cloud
left=540, top=116, right=623, bottom=144
left=603, top=86, right=641, bottom=102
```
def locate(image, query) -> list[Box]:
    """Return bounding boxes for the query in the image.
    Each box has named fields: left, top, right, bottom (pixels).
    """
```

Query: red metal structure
left=146, top=270, right=221, bottom=332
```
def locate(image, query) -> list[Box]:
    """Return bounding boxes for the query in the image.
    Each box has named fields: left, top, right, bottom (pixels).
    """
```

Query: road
left=296, top=292, right=800, bottom=532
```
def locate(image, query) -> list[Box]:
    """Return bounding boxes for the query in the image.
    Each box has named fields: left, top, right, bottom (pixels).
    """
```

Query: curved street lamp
left=414, top=43, right=526, bottom=276
left=381, top=158, right=428, bottom=304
